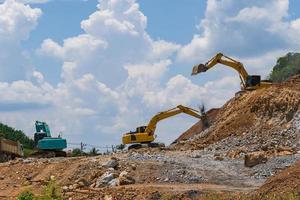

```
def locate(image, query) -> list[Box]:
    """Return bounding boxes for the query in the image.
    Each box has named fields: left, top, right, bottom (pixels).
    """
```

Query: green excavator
left=33, top=121, right=67, bottom=157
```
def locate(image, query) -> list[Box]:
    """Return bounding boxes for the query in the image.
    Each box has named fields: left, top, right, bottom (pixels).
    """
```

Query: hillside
left=269, top=52, right=300, bottom=82
left=254, top=160, right=300, bottom=197
left=0, top=123, right=34, bottom=149
left=173, top=75, right=300, bottom=157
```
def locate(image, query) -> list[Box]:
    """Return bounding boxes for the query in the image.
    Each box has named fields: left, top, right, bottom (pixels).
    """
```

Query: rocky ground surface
left=0, top=148, right=299, bottom=200
left=1, top=76, right=299, bottom=200
left=173, top=76, right=300, bottom=158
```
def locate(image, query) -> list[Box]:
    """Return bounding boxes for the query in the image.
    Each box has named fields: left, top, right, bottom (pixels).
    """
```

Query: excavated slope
left=254, top=160, right=300, bottom=197
left=173, top=75, right=300, bottom=153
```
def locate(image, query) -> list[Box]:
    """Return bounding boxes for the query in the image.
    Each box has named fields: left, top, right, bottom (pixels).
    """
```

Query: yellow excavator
left=192, top=53, right=272, bottom=91
left=122, top=105, right=203, bottom=149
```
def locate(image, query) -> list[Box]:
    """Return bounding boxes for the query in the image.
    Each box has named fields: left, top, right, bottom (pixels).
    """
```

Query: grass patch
left=17, top=178, right=63, bottom=200
left=23, top=148, right=34, bottom=158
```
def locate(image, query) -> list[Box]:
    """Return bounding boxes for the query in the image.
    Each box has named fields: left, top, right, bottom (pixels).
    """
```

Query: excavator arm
left=192, top=53, right=249, bottom=89
left=145, top=105, right=202, bottom=135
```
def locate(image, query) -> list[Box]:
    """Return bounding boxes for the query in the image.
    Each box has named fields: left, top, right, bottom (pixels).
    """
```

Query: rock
left=131, top=164, right=137, bottom=170
left=89, top=182, right=96, bottom=188
left=72, top=183, right=79, bottom=189
left=102, top=159, right=118, bottom=169
left=68, top=185, right=74, bottom=190
left=244, top=151, right=268, bottom=167
left=25, top=175, right=32, bottom=181
left=119, top=171, right=135, bottom=185
left=22, top=158, right=34, bottom=164
left=276, top=150, right=293, bottom=156
left=65, top=192, right=74, bottom=197
left=0, top=176, right=4, bottom=180
left=104, top=195, right=113, bottom=200
left=214, top=156, right=224, bottom=161
left=190, top=153, right=201, bottom=158
left=62, top=186, right=69, bottom=192
left=95, top=171, right=118, bottom=187
left=108, top=178, right=119, bottom=186
left=75, top=178, right=89, bottom=187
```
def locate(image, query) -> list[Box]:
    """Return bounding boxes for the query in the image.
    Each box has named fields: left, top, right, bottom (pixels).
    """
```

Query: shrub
left=17, top=191, right=34, bottom=200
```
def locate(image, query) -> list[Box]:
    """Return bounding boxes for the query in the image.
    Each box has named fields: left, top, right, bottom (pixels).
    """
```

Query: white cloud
left=1, top=0, right=300, bottom=146
left=177, top=0, right=300, bottom=64
left=0, top=0, right=41, bottom=40
left=0, top=0, right=41, bottom=81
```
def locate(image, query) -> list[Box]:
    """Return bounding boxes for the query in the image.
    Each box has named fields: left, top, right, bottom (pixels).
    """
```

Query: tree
left=0, top=123, right=34, bottom=149
left=71, top=148, right=82, bottom=157
left=89, top=147, right=99, bottom=156
left=269, top=52, right=300, bottom=82
left=116, top=144, right=125, bottom=151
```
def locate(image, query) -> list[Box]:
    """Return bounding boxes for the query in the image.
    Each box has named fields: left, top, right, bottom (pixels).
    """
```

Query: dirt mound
left=173, top=75, right=300, bottom=155
left=254, top=160, right=300, bottom=197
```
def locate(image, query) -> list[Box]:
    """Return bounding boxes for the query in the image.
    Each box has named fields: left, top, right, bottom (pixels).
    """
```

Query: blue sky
left=0, top=0, right=300, bottom=147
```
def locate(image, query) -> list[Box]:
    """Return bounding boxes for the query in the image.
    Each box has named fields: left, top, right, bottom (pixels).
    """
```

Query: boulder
left=244, top=151, right=268, bottom=167
left=118, top=171, right=135, bottom=185
left=95, top=171, right=118, bottom=187
left=102, top=159, right=118, bottom=169
left=108, top=178, right=119, bottom=186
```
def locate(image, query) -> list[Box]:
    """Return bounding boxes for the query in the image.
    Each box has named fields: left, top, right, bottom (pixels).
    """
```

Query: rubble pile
left=173, top=75, right=300, bottom=158
left=253, top=160, right=300, bottom=197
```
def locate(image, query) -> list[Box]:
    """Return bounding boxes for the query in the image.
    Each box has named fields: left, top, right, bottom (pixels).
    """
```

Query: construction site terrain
left=0, top=76, right=300, bottom=200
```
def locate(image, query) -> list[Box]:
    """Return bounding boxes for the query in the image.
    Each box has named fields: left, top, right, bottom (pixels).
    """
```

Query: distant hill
left=0, top=123, right=34, bottom=149
left=269, top=52, right=300, bottom=82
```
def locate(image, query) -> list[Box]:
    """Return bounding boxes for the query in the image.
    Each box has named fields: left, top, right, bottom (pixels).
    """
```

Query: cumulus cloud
left=177, top=0, right=300, bottom=70
left=0, top=0, right=41, bottom=81
left=1, top=0, right=299, bottom=146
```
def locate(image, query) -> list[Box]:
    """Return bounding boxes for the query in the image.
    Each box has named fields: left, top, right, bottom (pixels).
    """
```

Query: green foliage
left=17, top=190, right=35, bottom=200
left=41, top=179, right=63, bottom=200
left=0, top=123, right=34, bottom=149
left=116, top=144, right=125, bottom=151
left=269, top=52, right=300, bottom=82
left=17, top=179, right=63, bottom=200
left=89, top=147, right=99, bottom=156
left=71, top=148, right=83, bottom=157
left=24, top=148, right=34, bottom=158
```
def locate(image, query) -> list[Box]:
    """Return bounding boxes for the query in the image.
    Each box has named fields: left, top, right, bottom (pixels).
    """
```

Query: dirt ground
left=1, top=76, right=300, bottom=200
left=0, top=148, right=299, bottom=200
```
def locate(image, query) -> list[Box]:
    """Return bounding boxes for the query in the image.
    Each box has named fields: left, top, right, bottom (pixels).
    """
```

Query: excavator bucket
left=192, top=64, right=208, bottom=75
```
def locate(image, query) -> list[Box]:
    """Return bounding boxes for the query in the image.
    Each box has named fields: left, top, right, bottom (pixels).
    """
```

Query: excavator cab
left=136, top=126, right=147, bottom=133
left=246, top=75, right=261, bottom=88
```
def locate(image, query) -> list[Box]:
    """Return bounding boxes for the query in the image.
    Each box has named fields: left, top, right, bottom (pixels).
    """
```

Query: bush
left=41, top=178, right=63, bottom=200
left=17, top=178, right=63, bottom=200
left=17, top=191, right=34, bottom=200
left=89, top=147, right=99, bottom=156
left=71, top=148, right=83, bottom=157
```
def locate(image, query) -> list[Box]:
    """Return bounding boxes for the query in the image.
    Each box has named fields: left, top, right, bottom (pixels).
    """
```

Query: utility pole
left=80, top=142, right=86, bottom=156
